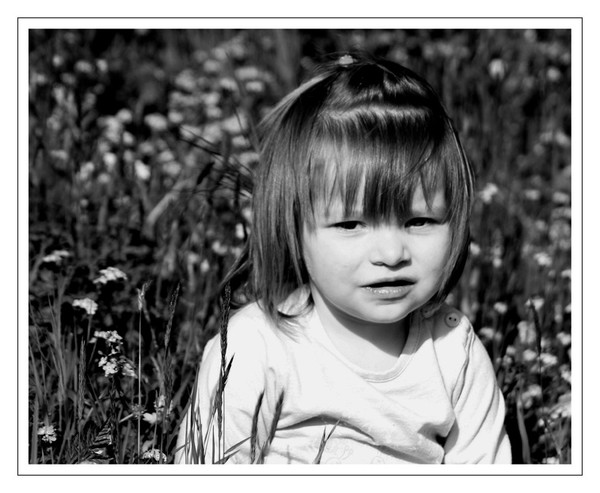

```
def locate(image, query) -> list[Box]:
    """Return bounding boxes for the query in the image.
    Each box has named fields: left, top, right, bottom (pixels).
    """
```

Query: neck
left=311, top=288, right=410, bottom=372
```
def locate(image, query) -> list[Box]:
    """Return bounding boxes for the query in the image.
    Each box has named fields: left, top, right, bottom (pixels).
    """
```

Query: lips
left=362, top=278, right=415, bottom=299
left=364, top=278, right=415, bottom=289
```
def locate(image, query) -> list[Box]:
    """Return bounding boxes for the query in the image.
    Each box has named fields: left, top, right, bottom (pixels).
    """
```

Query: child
left=176, top=54, right=511, bottom=464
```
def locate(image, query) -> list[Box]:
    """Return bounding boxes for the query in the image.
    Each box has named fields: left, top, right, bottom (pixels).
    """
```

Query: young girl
left=176, top=54, right=511, bottom=465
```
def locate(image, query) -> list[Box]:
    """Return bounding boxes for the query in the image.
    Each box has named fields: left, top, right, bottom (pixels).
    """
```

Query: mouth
left=364, top=278, right=415, bottom=289
left=362, top=278, right=415, bottom=298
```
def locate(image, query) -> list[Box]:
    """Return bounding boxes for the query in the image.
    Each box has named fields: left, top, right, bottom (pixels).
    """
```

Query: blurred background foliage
left=28, top=28, right=572, bottom=464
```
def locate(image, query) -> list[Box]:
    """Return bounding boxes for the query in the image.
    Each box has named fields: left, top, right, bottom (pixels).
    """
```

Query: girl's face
left=302, top=184, right=451, bottom=332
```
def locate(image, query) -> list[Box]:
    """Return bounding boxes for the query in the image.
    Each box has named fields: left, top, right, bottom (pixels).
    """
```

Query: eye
left=405, top=217, right=436, bottom=228
left=333, top=221, right=364, bottom=231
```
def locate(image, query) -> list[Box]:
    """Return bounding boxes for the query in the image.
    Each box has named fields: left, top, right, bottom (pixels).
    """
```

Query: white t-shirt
left=176, top=290, right=511, bottom=464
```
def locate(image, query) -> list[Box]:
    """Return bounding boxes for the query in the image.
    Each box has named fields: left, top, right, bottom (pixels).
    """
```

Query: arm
left=443, top=326, right=512, bottom=464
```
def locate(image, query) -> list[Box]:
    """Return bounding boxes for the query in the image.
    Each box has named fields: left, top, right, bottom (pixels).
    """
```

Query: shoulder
left=419, top=304, right=478, bottom=401
left=424, top=303, right=474, bottom=352
left=203, top=301, right=291, bottom=371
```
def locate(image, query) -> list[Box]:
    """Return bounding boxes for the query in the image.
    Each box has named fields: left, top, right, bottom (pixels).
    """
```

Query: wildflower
left=98, top=356, right=119, bottom=376
left=73, top=298, right=98, bottom=316
left=167, top=110, right=184, bottom=125
left=199, top=259, right=210, bottom=274
left=542, top=457, right=561, bottom=464
left=76, top=161, right=95, bottom=182
left=493, top=302, right=508, bottom=315
left=523, top=189, right=542, bottom=201
left=121, top=361, right=137, bottom=378
left=219, top=77, right=238, bottom=93
left=234, top=65, right=262, bottom=81
left=38, top=424, right=57, bottom=444
left=517, top=320, right=537, bottom=346
left=533, top=251, right=552, bottom=267
left=540, top=352, right=558, bottom=369
left=549, top=394, right=571, bottom=420
left=235, top=223, right=246, bottom=240
left=211, top=241, right=229, bottom=256
left=96, top=59, right=108, bottom=73
left=103, top=152, right=118, bottom=172
left=122, top=131, right=135, bottom=147
left=478, top=183, right=499, bottom=204
left=221, top=114, right=247, bottom=135
left=115, top=108, right=133, bottom=124
left=142, top=412, right=158, bottom=425
left=520, top=384, right=542, bottom=408
left=488, top=58, right=506, bottom=80
left=203, top=58, right=222, bottom=74
left=144, top=113, right=169, bottom=132
left=525, top=296, right=545, bottom=312
left=42, top=249, right=71, bottom=265
left=94, top=267, right=128, bottom=285
left=552, top=191, right=570, bottom=205
left=477, top=327, right=495, bottom=342
left=142, top=448, right=167, bottom=463
left=203, top=91, right=221, bottom=107
left=134, top=160, right=151, bottom=182
left=74, top=60, right=94, bottom=75
left=522, top=349, right=537, bottom=363
left=246, top=80, right=265, bottom=94
left=547, top=66, right=562, bottom=82
left=469, top=242, right=481, bottom=257
left=162, top=161, right=182, bottom=178
left=92, top=330, right=123, bottom=345
left=560, top=365, right=571, bottom=385
left=556, top=331, right=571, bottom=347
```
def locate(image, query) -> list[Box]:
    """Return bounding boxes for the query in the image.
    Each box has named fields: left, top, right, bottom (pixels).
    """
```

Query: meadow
left=28, top=28, right=572, bottom=465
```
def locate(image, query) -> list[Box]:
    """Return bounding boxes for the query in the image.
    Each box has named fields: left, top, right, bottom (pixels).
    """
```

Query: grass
left=28, top=28, right=572, bottom=464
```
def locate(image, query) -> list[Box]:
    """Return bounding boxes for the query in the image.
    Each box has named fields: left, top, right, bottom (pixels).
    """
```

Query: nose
left=368, top=226, right=410, bottom=267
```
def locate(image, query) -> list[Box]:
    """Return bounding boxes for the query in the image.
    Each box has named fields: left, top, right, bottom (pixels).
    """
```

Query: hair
left=224, top=53, right=475, bottom=327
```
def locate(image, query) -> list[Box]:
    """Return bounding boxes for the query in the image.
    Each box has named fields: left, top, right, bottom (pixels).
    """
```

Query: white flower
left=488, top=58, right=506, bottom=80
left=517, top=320, right=537, bottom=346
left=98, top=356, right=119, bottom=376
left=115, top=108, right=133, bottom=124
left=540, top=352, right=558, bottom=369
left=75, top=60, right=94, bottom=74
left=93, top=330, right=122, bottom=345
left=42, top=249, right=71, bottom=264
left=76, top=161, right=95, bottom=182
left=142, top=448, right=167, bottom=463
left=523, top=189, right=542, bottom=201
left=478, top=327, right=495, bottom=341
left=556, top=332, right=571, bottom=347
left=478, top=183, right=499, bottom=204
left=38, top=424, right=57, bottom=443
left=103, top=152, right=118, bottom=172
left=522, top=349, right=537, bottom=363
left=134, top=160, right=151, bottom=181
left=469, top=242, right=481, bottom=257
left=199, top=259, right=211, bottom=274
left=144, top=113, right=168, bottom=132
left=493, top=302, right=508, bottom=315
left=525, top=296, right=545, bottom=312
left=94, top=267, right=128, bottom=285
left=533, top=252, right=552, bottom=267
left=73, top=298, right=98, bottom=316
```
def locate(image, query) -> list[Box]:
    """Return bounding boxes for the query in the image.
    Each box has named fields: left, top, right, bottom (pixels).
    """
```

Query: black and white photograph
left=16, top=14, right=587, bottom=483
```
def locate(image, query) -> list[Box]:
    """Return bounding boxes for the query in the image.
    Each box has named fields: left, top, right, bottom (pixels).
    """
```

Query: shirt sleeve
left=443, top=324, right=512, bottom=464
left=175, top=308, right=277, bottom=464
